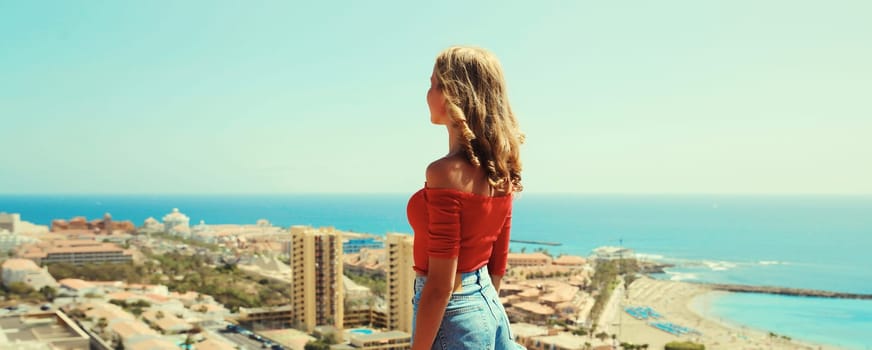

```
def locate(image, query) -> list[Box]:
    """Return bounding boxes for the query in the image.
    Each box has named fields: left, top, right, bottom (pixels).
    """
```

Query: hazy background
left=2, top=1, right=870, bottom=194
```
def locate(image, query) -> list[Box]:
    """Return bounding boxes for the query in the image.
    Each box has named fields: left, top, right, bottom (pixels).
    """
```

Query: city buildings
left=291, top=225, right=344, bottom=333
left=331, top=330, right=411, bottom=350
left=344, top=248, right=386, bottom=277
left=17, top=239, right=133, bottom=265
left=0, top=212, right=20, bottom=233
left=50, top=213, right=135, bottom=234
left=0, top=311, right=90, bottom=349
left=238, top=305, right=293, bottom=330
left=507, top=252, right=553, bottom=267
left=510, top=322, right=605, bottom=350
left=384, top=233, right=414, bottom=333
left=1, top=258, right=57, bottom=290
left=0, top=230, right=38, bottom=256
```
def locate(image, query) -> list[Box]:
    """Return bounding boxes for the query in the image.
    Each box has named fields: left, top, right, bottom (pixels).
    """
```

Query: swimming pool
left=349, top=328, right=374, bottom=335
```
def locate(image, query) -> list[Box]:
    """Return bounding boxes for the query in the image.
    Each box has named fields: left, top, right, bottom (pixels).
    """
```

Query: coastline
left=610, top=276, right=846, bottom=350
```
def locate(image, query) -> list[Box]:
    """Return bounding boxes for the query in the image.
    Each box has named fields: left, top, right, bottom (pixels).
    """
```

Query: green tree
left=595, top=331, right=609, bottom=342
left=6, top=282, right=34, bottom=295
left=39, top=286, right=57, bottom=301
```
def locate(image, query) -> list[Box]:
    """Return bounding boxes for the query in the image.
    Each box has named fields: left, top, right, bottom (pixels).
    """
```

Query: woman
left=407, top=46, right=525, bottom=350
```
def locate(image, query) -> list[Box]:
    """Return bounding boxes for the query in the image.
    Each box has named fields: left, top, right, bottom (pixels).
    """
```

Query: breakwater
left=701, top=283, right=872, bottom=300
left=510, top=239, right=562, bottom=246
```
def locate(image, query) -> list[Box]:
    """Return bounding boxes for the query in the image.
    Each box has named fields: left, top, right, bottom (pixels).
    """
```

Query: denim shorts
left=412, top=266, right=525, bottom=350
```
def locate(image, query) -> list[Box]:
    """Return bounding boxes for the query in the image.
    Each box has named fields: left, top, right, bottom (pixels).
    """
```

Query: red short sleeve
left=424, top=189, right=463, bottom=258
left=488, top=209, right=512, bottom=275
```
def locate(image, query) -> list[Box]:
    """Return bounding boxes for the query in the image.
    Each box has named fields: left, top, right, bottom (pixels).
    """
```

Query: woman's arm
left=413, top=159, right=463, bottom=349
left=491, top=273, right=503, bottom=293
left=489, top=209, right=512, bottom=294
left=411, top=256, right=457, bottom=350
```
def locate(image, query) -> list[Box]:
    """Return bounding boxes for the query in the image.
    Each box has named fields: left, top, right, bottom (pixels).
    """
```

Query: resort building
left=343, top=307, right=388, bottom=330
left=331, top=330, right=411, bottom=350
left=0, top=212, right=20, bottom=233
left=17, top=239, right=133, bottom=265
left=510, top=323, right=600, bottom=350
left=291, top=225, right=344, bottom=333
left=0, top=311, right=90, bottom=349
left=1, top=258, right=57, bottom=290
left=385, top=233, right=415, bottom=333
left=507, top=252, right=553, bottom=267
left=238, top=305, right=294, bottom=330
left=553, top=255, right=587, bottom=267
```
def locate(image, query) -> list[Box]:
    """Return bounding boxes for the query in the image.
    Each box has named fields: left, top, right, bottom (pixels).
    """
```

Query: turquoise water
left=1, top=194, right=870, bottom=347
left=700, top=293, right=872, bottom=350
left=349, top=328, right=374, bottom=335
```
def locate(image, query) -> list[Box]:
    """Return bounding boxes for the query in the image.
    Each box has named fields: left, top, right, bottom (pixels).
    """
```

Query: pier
left=700, top=283, right=872, bottom=300
left=510, top=239, right=562, bottom=246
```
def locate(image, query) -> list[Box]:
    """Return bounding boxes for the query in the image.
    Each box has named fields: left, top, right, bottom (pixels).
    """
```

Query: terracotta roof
left=59, top=278, right=95, bottom=290
left=513, top=302, right=555, bottom=315
left=2, top=258, right=41, bottom=271
left=554, top=255, right=587, bottom=265
left=108, top=320, right=158, bottom=340
left=507, top=253, right=552, bottom=261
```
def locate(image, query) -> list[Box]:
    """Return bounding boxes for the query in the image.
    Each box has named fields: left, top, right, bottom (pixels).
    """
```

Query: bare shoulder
left=425, top=156, right=468, bottom=190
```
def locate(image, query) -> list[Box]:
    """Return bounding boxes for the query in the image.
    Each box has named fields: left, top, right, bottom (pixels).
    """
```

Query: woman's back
left=407, top=154, right=514, bottom=275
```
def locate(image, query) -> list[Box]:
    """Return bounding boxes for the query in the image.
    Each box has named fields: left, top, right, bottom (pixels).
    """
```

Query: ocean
left=2, top=194, right=871, bottom=348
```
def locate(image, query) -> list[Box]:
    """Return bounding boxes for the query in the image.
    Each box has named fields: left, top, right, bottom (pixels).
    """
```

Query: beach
left=605, top=276, right=844, bottom=350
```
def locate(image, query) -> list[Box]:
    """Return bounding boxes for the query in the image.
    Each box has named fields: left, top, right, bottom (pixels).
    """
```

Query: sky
left=1, top=1, right=870, bottom=195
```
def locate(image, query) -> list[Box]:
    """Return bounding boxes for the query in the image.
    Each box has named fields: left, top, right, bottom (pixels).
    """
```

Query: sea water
left=2, top=194, right=870, bottom=347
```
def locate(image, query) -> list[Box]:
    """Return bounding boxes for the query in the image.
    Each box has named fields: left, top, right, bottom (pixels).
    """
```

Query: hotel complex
left=290, top=225, right=344, bottom=333
left=385, top=233, right=415, bottom=333
left=17, top=239, right=133, bottom=265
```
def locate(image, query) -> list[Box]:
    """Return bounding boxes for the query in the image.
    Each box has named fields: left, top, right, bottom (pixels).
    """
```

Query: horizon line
left=2, top=192, right=871, bottom=197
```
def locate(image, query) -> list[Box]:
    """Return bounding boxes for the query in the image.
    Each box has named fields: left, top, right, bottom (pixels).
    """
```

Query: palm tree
left=183, top=333, right=195, bottom=349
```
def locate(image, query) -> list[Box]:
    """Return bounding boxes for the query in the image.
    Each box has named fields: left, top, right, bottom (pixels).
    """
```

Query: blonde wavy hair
left=434, top=46, right=525, bottom=192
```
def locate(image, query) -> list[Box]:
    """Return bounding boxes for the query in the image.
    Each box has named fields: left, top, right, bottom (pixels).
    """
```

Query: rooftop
left=513, top=302, right=555, bottom=315
left=1, top=258, right=41, bottom=271
left=0, top=311, right=89, bottom=346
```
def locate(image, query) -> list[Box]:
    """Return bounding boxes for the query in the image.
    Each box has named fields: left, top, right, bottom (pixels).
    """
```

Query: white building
left=592, top=246, right=635, bottom=261
left=0, top=212, right=21, bottom=234
left=1, top=258, right=57, bottom=290
left=0, top=230, right=38, bottom=255
left=162, top=208, right=190, bottom=237
left=141, top=217, right=165, bottom=233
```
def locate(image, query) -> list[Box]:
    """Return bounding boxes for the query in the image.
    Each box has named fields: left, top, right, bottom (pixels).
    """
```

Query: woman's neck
left=445, top=124, right=465, bottom=157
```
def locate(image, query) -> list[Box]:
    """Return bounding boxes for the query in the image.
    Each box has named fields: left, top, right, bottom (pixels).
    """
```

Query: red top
left=407, top=186, right=513, bottom=275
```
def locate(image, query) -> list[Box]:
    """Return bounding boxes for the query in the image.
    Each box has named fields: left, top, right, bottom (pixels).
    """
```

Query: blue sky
left=1, top=1, right=870, bottom=194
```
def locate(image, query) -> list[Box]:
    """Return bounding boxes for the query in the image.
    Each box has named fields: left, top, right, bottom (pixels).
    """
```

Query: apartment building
left=291, top=226, right=344, bottom=333
left=385, top=233, right=415, bottom=333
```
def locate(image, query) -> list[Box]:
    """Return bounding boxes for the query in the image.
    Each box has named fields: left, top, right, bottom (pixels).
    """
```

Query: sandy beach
left=603, top=276, right=844, bottom=350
